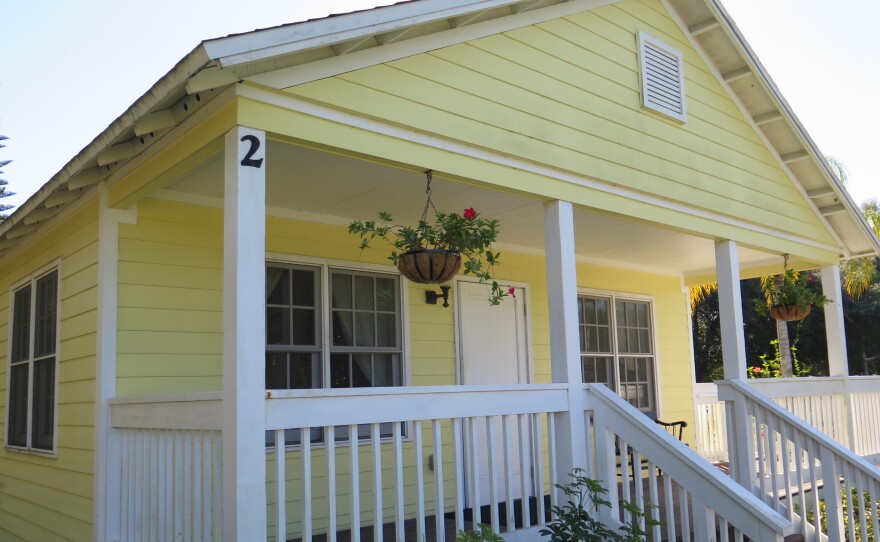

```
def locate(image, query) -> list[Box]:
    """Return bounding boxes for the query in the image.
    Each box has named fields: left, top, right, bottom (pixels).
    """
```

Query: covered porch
left=94, top=116, right=876, bottom=542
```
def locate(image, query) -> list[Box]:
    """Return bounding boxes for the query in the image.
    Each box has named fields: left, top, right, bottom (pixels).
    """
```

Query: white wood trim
left=236, top=84, right=842, bottom=257
left=714, top=240, right=746, bottom=381
left=821, top=264, right=849, bottom=377
left=94, top=184, right=137, bottom=542
left=222, top=126, right=268, bottom=540
left=110, top=396, right=223, bottom=430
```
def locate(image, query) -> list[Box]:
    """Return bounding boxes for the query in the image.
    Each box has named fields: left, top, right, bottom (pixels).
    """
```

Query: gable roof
left=3, top=0, right=877, bottom=259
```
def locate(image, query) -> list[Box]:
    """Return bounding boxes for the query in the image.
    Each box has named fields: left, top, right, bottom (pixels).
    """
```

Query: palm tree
left=0, top=135, right=15, bottom=219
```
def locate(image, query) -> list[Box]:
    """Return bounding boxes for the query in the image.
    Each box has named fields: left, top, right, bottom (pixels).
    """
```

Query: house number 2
left=240, top=135, right=264, bottom=168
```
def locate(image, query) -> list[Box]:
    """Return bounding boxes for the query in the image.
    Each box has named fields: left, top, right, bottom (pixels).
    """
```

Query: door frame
left=453, top=277, right=533, bottom=386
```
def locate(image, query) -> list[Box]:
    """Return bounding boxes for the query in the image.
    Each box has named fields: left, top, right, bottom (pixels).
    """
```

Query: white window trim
left=5, top=258, right=62, bottom=457
left=264, top=254, right=411, bottom=451
left=637, top=31, right=687, bottom=123
left=577, top=287, right=663, bottom=418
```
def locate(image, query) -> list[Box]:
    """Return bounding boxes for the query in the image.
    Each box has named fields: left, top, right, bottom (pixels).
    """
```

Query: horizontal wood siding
left=284, top=0, right=834, bottom=249
left=0, top=199, right=100, bottom=541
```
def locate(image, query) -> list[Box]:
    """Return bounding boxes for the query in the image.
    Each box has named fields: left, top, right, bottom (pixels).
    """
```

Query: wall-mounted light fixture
left=425, top=285, right=451, bottom=308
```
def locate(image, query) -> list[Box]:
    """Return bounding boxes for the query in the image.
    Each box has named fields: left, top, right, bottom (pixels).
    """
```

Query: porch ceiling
left=162, top=140, right=778, bottom=281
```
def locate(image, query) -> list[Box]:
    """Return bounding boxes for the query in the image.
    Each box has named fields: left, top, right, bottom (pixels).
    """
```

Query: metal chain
left=419, top=169, right=437, bottom=223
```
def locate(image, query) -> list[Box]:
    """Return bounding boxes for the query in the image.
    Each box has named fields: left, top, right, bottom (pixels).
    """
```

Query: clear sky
left=0, top=0, right=876, bottom=211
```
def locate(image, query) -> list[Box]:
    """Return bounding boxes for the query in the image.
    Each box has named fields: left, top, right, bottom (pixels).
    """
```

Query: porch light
left=425, top=285, right=451, bottom=307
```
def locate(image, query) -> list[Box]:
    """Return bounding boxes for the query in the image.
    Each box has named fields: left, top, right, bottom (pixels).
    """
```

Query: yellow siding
left=0, top=199, right=100, bottom=541
left=283, top=0, right=835, bottom=254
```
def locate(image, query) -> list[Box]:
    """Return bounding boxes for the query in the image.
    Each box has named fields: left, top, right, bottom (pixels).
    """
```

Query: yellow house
left=2, top=1, right=879, bottom=541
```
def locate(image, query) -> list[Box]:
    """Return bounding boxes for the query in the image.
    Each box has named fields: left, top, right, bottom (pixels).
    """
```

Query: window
left=578, top=294, right=657, bottom=415
left=638, top=31, right=686, bottom=122
left=7, top=269, right=58, bottom=452
left=265, top=263, right=403, bottom=445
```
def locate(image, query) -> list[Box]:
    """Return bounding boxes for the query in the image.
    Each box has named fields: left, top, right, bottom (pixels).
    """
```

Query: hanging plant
left=757, top=255, right=829, bottom=321
left=349, top=171, right=508, bottom=305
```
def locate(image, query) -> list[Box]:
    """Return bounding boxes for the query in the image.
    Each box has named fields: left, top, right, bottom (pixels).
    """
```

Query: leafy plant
left=757, top=267, right=829, bottom=314
left=748, top=339, right=809, bottom=378
left=539, top=469, right=661, bottom=542
left=349, top=208, right=508, bottom=304
left=455, top=523, right=504, bottom=542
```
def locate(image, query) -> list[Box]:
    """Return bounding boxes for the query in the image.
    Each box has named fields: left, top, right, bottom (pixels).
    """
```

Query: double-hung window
left=7, top=269, right=59, bottom=452
left=265, top=262, right=403, bottom=445
left=578, top=293, right=657, bottom=415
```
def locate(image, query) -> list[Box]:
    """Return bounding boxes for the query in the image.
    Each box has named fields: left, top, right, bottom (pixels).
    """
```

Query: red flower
left=463, top=207, right=477, bottom=220
left=751, top=366, right=762, bottom=373
left=808, top=275, right=815, bottom=282
left=507, top=287, right=516, bottom=298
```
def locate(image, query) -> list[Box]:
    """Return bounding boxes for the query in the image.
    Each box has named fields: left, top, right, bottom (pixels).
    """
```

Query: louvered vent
left=638, top=32, right=686, bottom=122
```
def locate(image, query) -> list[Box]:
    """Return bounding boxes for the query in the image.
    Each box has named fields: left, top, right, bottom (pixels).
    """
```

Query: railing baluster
left=453, top=418, right=464, bottom=533
left=766, top=415, right=781, bottom=513
left=548, top=414, right=557, bottom=512
left=433, top=419, right=445, bottom=542
left=719, top=516, right=729, bottom=542
left=662, top=476, right=675, bottom=542
left=303, top=427, right=312, bottom=542
left=647, top=460, right=661, bottom=541
left=393, top=421, right=405, bottom=542
left=778, top=422, right=794, bottom=522
left=792, top=431, right=808, bottom=535
left=678, top=486, right=690, bottom=542
left=470, top=417, right=481, bottom=525
left=533, top=413, right=546, bottom=525
left=871, top=477, right=880, bottom=542
left=350, top=425, right=361, bottom=542
left=502, top=415, right=515, bottom=531
left=692, top=504, right=710, bottom=542
left=856, top=468, right=869, bottom=541
left=486, top=416, right=500, bottom=534
left=328, top=426, right=337, bottom=542
left=414, top=420, right=425, bottom=542
left=519, top=414, right=531, bottom=529
left=275, top=429, right=287, bottom=542
left=372, top=423, right=382, bottom=542
left=807, top=438, right=825, bottom=537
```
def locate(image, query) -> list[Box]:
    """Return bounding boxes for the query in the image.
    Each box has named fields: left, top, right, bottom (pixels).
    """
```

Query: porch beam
left=821, top=264, right=849, bottom=377
left=715, top=240, right=747, bottom=380
left=222, top=126, right=267, bottom=540
left=543, top=200, right=590, bottom=482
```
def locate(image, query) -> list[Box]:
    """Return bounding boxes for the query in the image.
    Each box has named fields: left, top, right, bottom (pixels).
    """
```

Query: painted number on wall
left=240, top=134, right=264, bottom=168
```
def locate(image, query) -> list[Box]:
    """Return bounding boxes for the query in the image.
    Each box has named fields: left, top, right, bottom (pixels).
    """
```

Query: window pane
left=266, top=307, right=291, bottom=345
left=332, top=274, right=352, bottom=309
left=373, top=354, right=395, bottom=387
left=639, top=330, right=651, bottom=354
left=586, top=327, right=599, bottom=352
left=290, top=353, right=320, bottom=389
left=354, top=275, right=374, bottom=310
left=596, top=299, right=609, bottom=325
left=11, top=286, right=31, bottom=363
left=352, top=354, right=372, bottom=387
left=330, top=354, right=350, bottom=388
left=332, top=311, right=353, bottom=346
left=7, top=364, right=28, bottom=447
left=266, top=352, right=288, bottom=389
left=597, top=327, right=610, bottom=353
left=355, top=312, right=375, bottom=347
left=266, top=267, right=289, bottom=305
left=32, top=358, right=55, bottom=450
left=34, top=273, right=57, bottom=358
left=617, top=328, right=628, bottom=353
left=583, top=298, right=596, bottom=325
left=637, top=303, right=648, bottom=327
left=376, top=313, right=396, bottom=348
left=291, top=269, right=315, bottom=306
left=291, top=309, right=315, bottom=345
left=376, top=278, right=395, bottom=311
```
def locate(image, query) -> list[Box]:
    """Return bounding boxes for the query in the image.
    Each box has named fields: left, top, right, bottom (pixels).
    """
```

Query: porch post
left=821, top=264, right=857, bottom=450
left=821, top=264, right=849, bottom=377
left=714, top=240, right=755, bottom=487
left=223, top=126, right=267, bottom=540
left=543, top=200, right=589, bottom=482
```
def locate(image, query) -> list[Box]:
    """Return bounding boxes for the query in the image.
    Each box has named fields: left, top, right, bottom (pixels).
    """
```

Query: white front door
left=457, top=280, right=531, bottom=507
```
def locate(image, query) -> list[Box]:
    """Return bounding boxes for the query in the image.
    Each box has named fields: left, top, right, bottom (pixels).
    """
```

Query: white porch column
left=715, top=240, right=747, bottom=380
left=223, top=126, right=267, bottom=540
left=714, top=240, right=755, bottom=488
left=543, top=200, right=589, bottom=482
left=821, top=264, right=849, bottom=377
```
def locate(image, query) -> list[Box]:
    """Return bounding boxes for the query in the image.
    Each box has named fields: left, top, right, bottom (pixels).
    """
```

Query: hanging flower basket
left=396, top=250, right=461, bottom=284
left=769, top=303, right=812, bottom=322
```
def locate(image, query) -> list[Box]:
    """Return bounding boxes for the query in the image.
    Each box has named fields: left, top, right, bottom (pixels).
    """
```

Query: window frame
left=265, top=254, right=411, bottom=449
left=5, top=260, right=62, bottom=456
left=577, top=288, right=662, bottom=417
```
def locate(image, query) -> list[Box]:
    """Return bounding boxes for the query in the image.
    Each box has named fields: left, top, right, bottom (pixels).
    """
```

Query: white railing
left=694, top=377, right=880, bottom=462
left=589, top=384, right=790, bottom=542
left=109, top=393, right=224, bottom=542
left=719, top=378, right=880, bottom=542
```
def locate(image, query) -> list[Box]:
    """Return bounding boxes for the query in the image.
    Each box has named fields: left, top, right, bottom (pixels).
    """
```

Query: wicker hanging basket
left=396, top=250, right=461, bottom=284
left=769, top=304, right=812, bottom=322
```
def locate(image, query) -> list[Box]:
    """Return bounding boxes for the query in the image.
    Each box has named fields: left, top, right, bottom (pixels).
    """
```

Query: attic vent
left=638, top=32, right=686, bottom=122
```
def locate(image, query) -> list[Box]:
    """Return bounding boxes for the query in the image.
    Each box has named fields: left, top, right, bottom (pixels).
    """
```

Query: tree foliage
left=0, top=134, right=16, bottom=219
